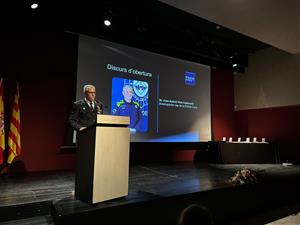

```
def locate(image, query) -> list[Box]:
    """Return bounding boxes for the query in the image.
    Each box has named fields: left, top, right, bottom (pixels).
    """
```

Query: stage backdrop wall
left=211, top=67, right=237, bottom=141
left=234, top=47, right=300, bottom=163
left=235, top=106, right=300, bottom=163
left=1, top=32, right=77, bottom=172
left=0, top=32, right=236, bottom=172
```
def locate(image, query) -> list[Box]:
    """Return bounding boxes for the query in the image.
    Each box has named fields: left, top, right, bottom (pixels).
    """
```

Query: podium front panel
left=92, top=126, right=130, bottom=203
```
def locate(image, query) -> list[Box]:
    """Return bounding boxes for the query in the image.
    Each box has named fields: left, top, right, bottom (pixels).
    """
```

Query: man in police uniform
left=113, top=85, right=142, bottom=132
left=69, top=84, right=103, bottom=131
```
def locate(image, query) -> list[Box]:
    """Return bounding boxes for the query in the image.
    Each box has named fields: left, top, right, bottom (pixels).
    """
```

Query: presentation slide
left=77, top=35, right=211, bottom=142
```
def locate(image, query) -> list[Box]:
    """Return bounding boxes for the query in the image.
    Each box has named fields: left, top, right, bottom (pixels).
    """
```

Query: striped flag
left=7, top=83, right=21, bottom=164
left=0, top=78, right=4, bottom=165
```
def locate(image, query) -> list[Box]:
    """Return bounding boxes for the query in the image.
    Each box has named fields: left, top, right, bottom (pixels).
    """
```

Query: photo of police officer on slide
left=111, top=78, right=148, bottom=134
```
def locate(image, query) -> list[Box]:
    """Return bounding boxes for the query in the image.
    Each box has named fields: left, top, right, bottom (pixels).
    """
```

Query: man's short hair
left=83, top=84, right=96, bottom=93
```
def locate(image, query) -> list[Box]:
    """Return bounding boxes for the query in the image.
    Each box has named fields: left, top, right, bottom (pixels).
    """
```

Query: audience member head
left=178, top=204, right=214, bottom=225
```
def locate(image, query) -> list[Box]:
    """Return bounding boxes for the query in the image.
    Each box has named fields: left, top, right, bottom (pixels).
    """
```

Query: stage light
left=31, top=3, right=38, bottom=9
left=104, top=19, right=111, bottom=27
left=232, top=63, right=237, bottom=67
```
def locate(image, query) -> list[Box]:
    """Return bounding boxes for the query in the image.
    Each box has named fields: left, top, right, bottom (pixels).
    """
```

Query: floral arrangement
left=229, top=168, right=262, bottom=185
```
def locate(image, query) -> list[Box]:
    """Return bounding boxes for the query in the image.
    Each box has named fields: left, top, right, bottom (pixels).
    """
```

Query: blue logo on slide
left=133, top=80, right=148, bottom=98
left=185, top=71, right=196, bottom=86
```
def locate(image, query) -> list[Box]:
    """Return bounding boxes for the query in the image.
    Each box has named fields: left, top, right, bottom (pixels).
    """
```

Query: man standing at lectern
left=69, top=84, right=103, bottom=131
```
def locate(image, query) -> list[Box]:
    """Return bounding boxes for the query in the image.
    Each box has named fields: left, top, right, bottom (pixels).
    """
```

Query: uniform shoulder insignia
left=117, top=99, right=124, bottom=107
left=75, top=99, right=83, bottom=104
left=133, top=101, right=140, bottom=107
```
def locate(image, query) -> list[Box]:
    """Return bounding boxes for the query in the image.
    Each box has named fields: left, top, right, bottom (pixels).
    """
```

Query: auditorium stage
left=1, top=162, right=300, bottom=225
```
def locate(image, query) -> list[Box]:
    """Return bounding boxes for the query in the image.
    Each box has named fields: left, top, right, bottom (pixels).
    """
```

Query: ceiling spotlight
left=216, top=25, right=221, bottom=30
left=229, top=56, right=233, bottom=59
left=31, top=3, right=38, bottom=9
left=104, top=19, right=111, bottom=27
left=232, top=63, right=238, bottom=67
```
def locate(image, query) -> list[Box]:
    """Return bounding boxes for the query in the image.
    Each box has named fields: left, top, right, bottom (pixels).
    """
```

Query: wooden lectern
left=75, top=114, right=130, bottom=204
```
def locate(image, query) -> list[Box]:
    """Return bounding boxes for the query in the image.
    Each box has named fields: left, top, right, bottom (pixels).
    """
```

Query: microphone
left=95, top=100, right=103, bottom=114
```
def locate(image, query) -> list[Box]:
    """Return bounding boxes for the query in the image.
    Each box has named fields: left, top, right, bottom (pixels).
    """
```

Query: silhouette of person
left=178, top=204, right=214, bottom=225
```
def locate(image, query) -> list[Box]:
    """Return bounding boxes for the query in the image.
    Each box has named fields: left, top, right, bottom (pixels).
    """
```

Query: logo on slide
left=185, top=71, right=196, bottom=86
left=133, top=80, right=148, bottom=97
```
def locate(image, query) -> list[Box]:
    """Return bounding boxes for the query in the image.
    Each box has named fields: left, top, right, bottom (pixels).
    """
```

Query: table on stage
left=208, top=141, right=280, bottom=164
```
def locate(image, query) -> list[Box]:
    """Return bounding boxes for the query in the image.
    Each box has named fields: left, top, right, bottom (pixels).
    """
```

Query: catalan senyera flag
left=0, top=78, right=5, bottom=165
left=7, top=83, right=21, bottom=164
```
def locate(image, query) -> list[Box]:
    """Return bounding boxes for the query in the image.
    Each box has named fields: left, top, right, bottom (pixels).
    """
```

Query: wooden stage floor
left=1, top=162, right=300, bottom=225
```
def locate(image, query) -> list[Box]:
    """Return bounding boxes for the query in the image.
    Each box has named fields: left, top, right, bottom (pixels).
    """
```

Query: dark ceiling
left=1, top=1, right=269, bottom=73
